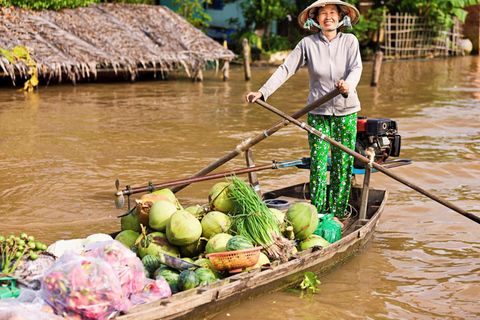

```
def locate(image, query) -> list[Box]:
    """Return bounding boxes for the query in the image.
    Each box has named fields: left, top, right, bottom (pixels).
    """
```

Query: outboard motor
left=354, top=117, right=401, bottom=169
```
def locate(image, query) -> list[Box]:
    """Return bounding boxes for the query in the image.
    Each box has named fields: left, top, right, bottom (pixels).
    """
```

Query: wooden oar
left=255, top=99, right=480, bottom=224
left=169, top=88, right=343, bottom=193
left=115, top=158, right=309, bottom=209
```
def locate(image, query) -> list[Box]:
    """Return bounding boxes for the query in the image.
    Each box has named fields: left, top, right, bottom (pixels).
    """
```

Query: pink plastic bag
left=42, top=252, right=130, bottom=320
left=129, top=277, right=172, bottom=306
left=81, top=240, right=146, bottom=295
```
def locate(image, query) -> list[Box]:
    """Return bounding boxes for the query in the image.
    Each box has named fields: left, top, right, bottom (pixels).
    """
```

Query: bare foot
left=333, top=216, right=344, bottom=229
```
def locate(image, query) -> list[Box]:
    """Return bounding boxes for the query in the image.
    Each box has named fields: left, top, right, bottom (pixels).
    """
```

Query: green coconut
left=151, top=188, right=176, bottom=204
left=149, top=200, right=178, bottom=232
left=195, top=205, right=209, bottom=221
left=179, top=239, right=207, bottom=258
left=114, top=230, right=140, bottom=248
left=285, top=202, right=318, bottom=240
left=184, top=206, right=199, bottom=216
left=120, top=208, right=141, bottom=233
left=166, top=210, right=203, bottom=246
left=297, top=234, right=330, bottom=251
left=138, top=231, right=180, bottom=258
left=208, top=182, right=235, bottom=214
left=201, top=211, right=232, bottom=239
left=253, top=252, right=270, bottom=269
left=205, top=233, right=232, bottom=254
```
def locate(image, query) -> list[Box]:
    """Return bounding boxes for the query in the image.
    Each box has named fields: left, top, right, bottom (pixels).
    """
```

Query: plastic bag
left=15, top=252, right=56, bottom=290
left=42, top=252, right=130, bottom=320
left=81, top=240, right=146, bottom=296
left=0, top=298, right=63, bottom=320
left=313, top=214, right=342, bottom=243
left=129, top=277, right=172, bottom=306
left=46, top=234, right=113, bottom=258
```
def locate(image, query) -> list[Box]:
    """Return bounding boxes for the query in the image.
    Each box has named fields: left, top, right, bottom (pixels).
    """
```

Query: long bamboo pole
left=115, top=158, right=309, bottom=209
left=255, top=99, right=480, bottom=224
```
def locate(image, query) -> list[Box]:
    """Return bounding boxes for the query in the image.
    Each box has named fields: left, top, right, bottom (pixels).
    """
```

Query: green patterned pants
left=307, top=113, right=357, bottom=217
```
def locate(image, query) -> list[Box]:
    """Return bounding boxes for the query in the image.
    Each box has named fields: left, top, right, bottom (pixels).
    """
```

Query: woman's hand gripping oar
left=254, top=99, right=480, bottom=224
left=169, top=88, right=343, bottom=194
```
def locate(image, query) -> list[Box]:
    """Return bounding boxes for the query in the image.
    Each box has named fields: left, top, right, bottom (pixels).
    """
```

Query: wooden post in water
left=223, top=40, right=230, bottom=82
left=192, top=60, right=203, bottom=82
left=370, top=51, right=383, bottom=87
left=242, top=38, right=251, bottom=81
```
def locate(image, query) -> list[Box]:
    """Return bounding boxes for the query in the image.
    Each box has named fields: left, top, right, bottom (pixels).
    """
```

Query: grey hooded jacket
left=258, top=32, right=362, bottom=116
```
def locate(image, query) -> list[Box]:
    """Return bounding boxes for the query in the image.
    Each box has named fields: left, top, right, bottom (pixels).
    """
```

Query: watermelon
left=177, top=270, right=200, bottom=291
left=143, top=265, right=151, bottom=279
left=142, top=254, right=161, bottom=275
left=169, top=282, right=179, bottom=294
left=194, top=267, right=217, bottom=283
left=194, top=258, right=221, bottom=276
left=226, top=235, right=254, bottom=251
left=154, top=267, right=180, bottom=284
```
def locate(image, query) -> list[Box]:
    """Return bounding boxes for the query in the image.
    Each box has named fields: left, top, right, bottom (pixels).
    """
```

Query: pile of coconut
left=115, top=178, right=331, bottom=277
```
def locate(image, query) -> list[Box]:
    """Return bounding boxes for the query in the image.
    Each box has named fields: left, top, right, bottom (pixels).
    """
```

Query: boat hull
left=118, top=185, right=388, bottom=320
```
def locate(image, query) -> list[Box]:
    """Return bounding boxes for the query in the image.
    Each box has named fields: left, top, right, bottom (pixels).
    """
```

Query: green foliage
left=0, top=46, right=38, bottom=92
left=0, top=0, right=154, bottom=10
left=239, top=0, right=294, bottom=32
left=173, top=0, right=212, bottom=29
left=236, top=31, right=263, bottom=51
left=344, top=6, right=386, bottom=48
left=380, top=0, right=480, bottom=27
left=109, top=0, right=156, bottom=3
left=298, top=271, right=321, bottom=293
left=0, top=0, right=99, bottom=10
left=227, top=0, right=295, bottom=55
left=262, top=34, right=293, bottom=53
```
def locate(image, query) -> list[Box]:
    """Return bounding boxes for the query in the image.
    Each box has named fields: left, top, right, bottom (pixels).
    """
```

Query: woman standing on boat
left=245, top=0, right=361, bottom=218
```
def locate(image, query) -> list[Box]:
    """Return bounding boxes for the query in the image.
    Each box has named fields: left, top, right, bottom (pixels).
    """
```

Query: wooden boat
left=116, top=181, right=388, bottom=320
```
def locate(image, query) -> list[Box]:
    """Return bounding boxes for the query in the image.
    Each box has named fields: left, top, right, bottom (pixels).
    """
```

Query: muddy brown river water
left=1, top=56, right=479, bottom=319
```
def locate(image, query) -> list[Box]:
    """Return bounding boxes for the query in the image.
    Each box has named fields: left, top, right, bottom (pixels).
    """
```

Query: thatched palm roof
left=0, top=3, right=236, bottom=84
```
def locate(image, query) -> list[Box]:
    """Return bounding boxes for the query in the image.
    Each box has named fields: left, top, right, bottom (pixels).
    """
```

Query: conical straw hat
left=298, top=0, right=360, bottom=33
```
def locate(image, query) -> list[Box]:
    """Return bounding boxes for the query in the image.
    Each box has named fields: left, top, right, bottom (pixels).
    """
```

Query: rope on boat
left=235, top=138, right=252, bottom=154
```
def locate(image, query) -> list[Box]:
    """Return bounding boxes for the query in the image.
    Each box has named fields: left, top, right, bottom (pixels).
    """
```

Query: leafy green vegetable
left=229, top=175, right=285, bottom=259
left=298, top=271, right=321, bottom=293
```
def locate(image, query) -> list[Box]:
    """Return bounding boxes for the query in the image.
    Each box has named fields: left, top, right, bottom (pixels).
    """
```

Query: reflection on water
left=1, top=56, right=479, bottom=319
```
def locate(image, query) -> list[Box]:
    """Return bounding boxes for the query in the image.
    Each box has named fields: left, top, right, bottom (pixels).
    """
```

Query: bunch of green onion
left=229, top=176, right=287, bottom=259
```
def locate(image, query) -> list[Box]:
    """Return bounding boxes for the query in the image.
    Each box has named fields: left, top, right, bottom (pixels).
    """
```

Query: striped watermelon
left=226, top=235, right=254, bottom=251
left=154, top=267, right=180, bottom=284
left=142, top=254, right=161, bottom=275
left=177, top=270, right=200, bottom=291
left=194, top=267, right=217, bottom=284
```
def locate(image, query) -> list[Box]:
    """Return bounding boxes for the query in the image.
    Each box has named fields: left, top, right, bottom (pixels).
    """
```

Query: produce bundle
left=42, top=240, right=171, bottom=320
left=228, top=176, right=291, bottom=260
left=114, top=181, right=330, bottom=294
left=81, top=240, right=147, bottom=296
left=0, top=233, right=47, bottom=274
left=42, top=254, right=129, bottom=320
